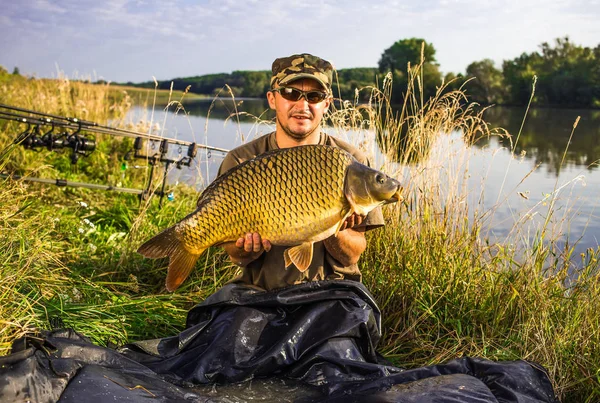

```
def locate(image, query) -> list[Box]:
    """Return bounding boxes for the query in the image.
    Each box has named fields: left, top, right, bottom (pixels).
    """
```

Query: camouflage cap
left=270, top=53, right=333, bottom=91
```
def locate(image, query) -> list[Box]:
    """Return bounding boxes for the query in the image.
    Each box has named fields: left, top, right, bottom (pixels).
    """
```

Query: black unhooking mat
left=0, top=280, right=558, bottom=402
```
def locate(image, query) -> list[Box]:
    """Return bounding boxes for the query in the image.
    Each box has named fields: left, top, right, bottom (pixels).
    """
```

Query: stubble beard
left=278, top=110, right=320, bottom=140
left=280, top=122, right=319, bottom=140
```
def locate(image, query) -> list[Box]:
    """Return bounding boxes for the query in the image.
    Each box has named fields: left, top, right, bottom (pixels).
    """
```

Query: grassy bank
left=112, top=82, right=208, bottom=104
left=0, top=70, right=230, bottom=347
left=1, top=67, right=599, bottom=402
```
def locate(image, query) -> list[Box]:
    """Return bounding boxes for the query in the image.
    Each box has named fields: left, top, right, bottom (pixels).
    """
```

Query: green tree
left=12, top=67, right=20, bottom=75
left=593, top=45, right=600, bottom=107
left=465, top=59, right=506, bottom=104
left=378, top=38, right=442, bottom=104
left=379, top=38, right=437, bottom=73
left=231, top=71, right=271, bottom=97
left=502, top=52, right=541, bottom=105
left=442, top=72, right=466, bottom=93
left=537, top=37, right=597, bottom=106
left=502, top=37, right=600, bottom=107
left=332, top=68, right=379, bottom=101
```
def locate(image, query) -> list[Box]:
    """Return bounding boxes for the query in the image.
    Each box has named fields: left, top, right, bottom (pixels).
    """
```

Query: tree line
left=114, top=37, right=600, bottom=109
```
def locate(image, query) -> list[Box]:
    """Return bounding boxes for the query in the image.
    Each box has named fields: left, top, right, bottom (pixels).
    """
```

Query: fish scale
left=187, top=146, right=347, bottom=248
left=138, top=144, right=402, bottom=291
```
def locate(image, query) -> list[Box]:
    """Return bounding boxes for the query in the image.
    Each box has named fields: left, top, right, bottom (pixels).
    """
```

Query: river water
left=125, top=98, right=600, bottom=263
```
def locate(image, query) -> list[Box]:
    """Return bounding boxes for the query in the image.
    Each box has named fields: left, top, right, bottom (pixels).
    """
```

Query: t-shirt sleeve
left=361, top=206, right=385, bottom=231
left=217, top=152, right=241, bottom=177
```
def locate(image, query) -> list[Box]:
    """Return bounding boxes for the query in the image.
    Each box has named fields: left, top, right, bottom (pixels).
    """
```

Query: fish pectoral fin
left=284, top=242, right=314, bottom=273
left=334, top=206, right=354, bottom=237
left=165, top=247, right=204, bottom=292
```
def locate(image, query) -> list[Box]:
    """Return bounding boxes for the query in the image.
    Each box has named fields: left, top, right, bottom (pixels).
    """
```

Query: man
left=218, top=53, right=385, bottom=291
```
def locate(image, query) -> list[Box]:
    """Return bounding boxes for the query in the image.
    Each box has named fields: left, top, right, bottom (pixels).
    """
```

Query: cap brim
left=278, top=73, right=329, bottom=91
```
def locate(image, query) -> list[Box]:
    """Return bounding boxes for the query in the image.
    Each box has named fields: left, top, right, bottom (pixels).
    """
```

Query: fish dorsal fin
left=284, top=242, right=314, bottom=272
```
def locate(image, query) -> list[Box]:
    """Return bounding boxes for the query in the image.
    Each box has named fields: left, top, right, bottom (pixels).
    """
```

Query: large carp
left=138, top=145, right=402, bottom=291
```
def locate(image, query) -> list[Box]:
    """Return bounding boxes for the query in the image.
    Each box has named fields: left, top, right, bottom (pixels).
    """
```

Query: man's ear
left=266, top=90, right=276, bottom=110
left=324, top=94, right=332, bottom=110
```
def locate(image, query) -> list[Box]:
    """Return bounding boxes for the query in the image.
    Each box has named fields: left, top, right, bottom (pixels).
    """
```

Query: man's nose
left=296, top=95, right=310, bottom=106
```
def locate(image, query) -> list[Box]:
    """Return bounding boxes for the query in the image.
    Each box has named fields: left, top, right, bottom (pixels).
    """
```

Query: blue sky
left=1, top=0, right=599, bottom=83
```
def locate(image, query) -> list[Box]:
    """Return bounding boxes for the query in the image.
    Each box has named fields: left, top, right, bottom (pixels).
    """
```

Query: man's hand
left=236, top=232, right=272, bottom=253
left=323, top=213, right=367, bottom=266
left=338, top=213, right=366, bottom=232
left=222, top=232, right=271, bottom=266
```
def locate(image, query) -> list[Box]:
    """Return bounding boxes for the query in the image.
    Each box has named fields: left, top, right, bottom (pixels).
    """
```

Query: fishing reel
left=16, top=121, right=96, bottom=163
left=126, top=136, right=197, bottom=168
left=126, top=136, right=198, bottom=206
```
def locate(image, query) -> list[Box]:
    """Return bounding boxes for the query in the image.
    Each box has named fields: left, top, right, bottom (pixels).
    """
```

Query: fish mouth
left=387, top=188, right=403, bottom=204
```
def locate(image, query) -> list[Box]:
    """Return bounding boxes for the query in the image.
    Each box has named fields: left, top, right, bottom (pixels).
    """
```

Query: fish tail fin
left=165, top=247, right=204, bottom=291
left=137, top=226, right=180, bottom=258
left=137, top=227, right=203, bottom=292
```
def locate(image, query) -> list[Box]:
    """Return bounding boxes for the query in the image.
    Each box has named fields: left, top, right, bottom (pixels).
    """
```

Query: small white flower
left=78, top=201, right=88, bottom=208
left=78, top=227, right=85, bottom=234
left=72, top=287, right=82, bottom=301
left=89, top=244, right=97, bottom=253
left=82, top=218, right=96, bottom=229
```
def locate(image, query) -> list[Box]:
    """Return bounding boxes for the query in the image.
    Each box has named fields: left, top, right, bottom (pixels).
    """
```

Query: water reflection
left=483, top=107, right=600, bottom=175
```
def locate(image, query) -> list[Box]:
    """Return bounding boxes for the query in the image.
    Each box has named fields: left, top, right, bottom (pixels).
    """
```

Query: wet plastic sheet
left=0, top=280, right=558, bottom=402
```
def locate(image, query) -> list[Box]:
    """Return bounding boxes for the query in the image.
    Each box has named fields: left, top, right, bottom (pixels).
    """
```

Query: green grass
left=1, top=64, right=599, bottom=402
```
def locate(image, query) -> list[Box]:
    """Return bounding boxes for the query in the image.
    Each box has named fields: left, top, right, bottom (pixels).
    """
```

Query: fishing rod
left=0, top=103, right=229, bottom=152
left=0, top=103, right=229, bottom=206
left=0, top=174, right=144, bottom=195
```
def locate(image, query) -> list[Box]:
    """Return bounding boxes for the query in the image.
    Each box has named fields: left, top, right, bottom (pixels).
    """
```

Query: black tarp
left=0, top=280, right=558, bottom=402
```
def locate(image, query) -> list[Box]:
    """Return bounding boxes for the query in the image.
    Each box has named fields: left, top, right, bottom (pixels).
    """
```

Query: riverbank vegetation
left=1, top=62, right=599, bottom=402
left=111, top=36, right=600, bottom=109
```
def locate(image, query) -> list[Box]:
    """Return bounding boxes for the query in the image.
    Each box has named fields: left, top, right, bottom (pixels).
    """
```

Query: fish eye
left=376, top=174, right=385, bottom=184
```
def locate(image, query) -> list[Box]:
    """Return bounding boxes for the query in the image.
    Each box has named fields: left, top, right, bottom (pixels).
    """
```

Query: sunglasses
left=271, top=87, right=329, bottom=104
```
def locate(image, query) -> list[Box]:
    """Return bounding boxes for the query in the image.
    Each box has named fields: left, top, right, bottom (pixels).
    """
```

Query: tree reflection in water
left=482, top=107, right=600, bottom=175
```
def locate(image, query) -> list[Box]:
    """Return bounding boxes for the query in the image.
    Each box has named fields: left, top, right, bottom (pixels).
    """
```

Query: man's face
left=267, top=78, right=331, bottom=141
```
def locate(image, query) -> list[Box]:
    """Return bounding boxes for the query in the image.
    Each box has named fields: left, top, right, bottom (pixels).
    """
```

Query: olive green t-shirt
left=215, top=131, right=385, bottom=291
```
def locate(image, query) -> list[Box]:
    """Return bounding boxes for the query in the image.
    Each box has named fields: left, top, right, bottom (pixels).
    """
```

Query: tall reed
left=328, top=55, right=599, bottom=402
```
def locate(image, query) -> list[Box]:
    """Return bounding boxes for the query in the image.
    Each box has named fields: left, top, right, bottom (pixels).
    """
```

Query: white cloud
left=1, top=0, right=599, bottom=81
left=0, top=15, right=13, bottom=27
left=32, top=0, right=68, bottom=14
